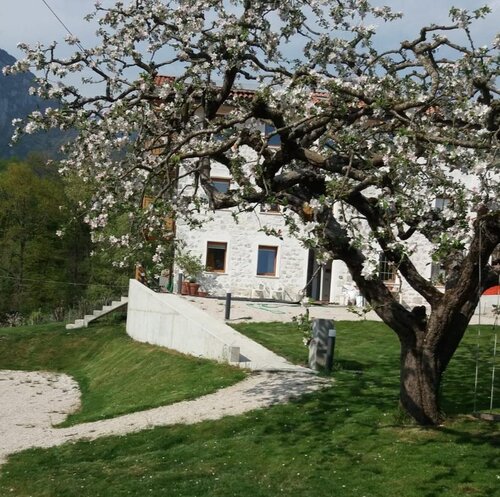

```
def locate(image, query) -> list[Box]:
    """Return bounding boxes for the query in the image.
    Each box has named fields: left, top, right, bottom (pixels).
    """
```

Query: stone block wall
left=176, top=209, right=309, bottom=301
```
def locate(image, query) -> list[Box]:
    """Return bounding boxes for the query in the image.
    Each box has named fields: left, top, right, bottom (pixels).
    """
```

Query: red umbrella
left=483, top=285, right=500, bottom=296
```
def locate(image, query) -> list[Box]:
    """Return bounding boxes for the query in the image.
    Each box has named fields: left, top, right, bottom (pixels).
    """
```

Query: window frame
left=434, top=197, right=450, bottom=210
left=206, top=241, right=228, bottom=273
left=210, top=177, right=231, bottom=193
left=257, top=245, right=278, bottom=277
left=378, top=253, right=396, bottom=283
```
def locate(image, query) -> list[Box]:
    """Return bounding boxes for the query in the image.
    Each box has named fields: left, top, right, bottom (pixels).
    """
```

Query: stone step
left=66, top=318, right=87, bottom=329
left=65, top=296, right=128, bottom=330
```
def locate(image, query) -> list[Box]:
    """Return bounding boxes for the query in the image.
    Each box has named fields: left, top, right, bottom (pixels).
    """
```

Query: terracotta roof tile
left=154, top=75, right=176, bottom=86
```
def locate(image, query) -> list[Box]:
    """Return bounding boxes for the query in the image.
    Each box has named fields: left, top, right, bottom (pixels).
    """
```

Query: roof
left=154, top=75, right=328, bottom=102
left=483, top=285, right=500, bottom=295
left=154, top=75, right=176, bottom=86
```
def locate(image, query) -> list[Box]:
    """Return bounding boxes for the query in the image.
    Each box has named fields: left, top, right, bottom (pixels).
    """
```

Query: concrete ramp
left=126, top=280, right=308, bottom=372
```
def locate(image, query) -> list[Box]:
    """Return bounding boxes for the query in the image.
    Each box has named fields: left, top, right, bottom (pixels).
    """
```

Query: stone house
left=176, top=193, right=447, bottom=308
left=160, top=78, right=498, bottom=310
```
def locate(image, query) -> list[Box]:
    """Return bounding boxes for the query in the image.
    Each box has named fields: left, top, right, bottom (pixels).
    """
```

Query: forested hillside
left=0, top=49, right=131, bottom=322
left=0, top=157, right=130, bottom=325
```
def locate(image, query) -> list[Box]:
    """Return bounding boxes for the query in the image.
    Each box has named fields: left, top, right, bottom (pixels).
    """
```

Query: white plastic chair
left=271, top=286, right=285, bottom=300
left=251, top=283, right=266, bottom=299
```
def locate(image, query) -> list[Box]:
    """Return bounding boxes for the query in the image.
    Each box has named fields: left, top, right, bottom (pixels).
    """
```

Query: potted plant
left=181, top=280, right=190, bottom=295
left=188, top=277, right=201, bottom=296
left=175, top=251, right=205, bottom=296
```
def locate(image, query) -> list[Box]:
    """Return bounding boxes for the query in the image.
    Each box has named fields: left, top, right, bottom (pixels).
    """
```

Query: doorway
left=305, top=250, right=332, bottom=302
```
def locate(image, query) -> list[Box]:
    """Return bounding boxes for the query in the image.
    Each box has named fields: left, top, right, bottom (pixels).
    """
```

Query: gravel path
left=0, top=369, right=329, bottom=467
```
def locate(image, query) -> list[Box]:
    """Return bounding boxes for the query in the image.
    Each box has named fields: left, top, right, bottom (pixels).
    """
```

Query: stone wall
left=176, top=208, right=309, bottom=301
left=173, top=139, right=489, bottom=312
left=175, top=154, right=310, bottom=301
left=328, top=233, right=437, bottom=310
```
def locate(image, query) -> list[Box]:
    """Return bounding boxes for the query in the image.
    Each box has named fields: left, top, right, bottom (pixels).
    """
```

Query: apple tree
left=5, top=0, right=499, bottom=424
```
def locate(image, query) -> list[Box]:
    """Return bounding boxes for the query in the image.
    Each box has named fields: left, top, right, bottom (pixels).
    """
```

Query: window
left=142, top=195, right=153, bottom=209
left=257, top=245, right=278, bottom=276
left=435, top=198, right=450, bottom=210
left=210, top=178, right=230, bottom=193
left=265, top=123, right=281, bottom=146
left=379, top=253, right=396, bottom=282
left=206, top=242, right=227, bottom=272
left=214, top=129, right=234, bottom=142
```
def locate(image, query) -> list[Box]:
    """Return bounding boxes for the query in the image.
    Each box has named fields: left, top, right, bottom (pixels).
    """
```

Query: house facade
left=175, top=159, right=498, bottom=310
left=175, top=146, right=449, bottom=309
left=160, top=79, right=497, bottom=312
left=176, top=197, right=440, bottom=309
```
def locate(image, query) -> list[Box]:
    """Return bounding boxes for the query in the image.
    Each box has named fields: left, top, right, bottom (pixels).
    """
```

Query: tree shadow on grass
left=441, top=327, right=500, bottom=416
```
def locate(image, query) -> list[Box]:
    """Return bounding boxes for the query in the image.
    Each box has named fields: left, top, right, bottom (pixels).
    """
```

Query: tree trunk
left=399, top=335, right=443, bottom=425
left=316, top=206, right=499, bottom=426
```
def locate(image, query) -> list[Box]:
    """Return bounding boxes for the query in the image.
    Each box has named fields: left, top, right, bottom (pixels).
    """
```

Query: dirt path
left=0, top=369, right=329, bottom=467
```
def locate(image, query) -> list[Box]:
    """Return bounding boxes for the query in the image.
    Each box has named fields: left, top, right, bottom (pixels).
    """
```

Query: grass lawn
left=0, top=320, right=498, bottom=497
left=232, top=320, right=500, bottom=416
left=0, top=321, right=246, bottom=425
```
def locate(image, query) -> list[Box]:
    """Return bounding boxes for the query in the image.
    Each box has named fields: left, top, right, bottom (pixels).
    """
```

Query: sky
left=1, top=0, right=499, bottom=84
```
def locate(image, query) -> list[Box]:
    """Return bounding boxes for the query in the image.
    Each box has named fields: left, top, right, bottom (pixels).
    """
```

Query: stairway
left=65, top=296, right=128, bottom=330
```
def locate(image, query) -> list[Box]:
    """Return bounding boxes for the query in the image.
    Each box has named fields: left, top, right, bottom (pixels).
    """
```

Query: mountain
left=0, top=48, right=67, bottom=160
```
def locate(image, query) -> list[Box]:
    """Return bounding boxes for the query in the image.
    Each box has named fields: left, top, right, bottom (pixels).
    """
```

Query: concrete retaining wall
left=125, top=279, right=303, bottom=371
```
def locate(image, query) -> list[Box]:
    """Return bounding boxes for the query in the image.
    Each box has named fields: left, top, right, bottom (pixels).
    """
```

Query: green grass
left=0, top=320, right=498, bottom=497
left=0, top=322, right=246, bottom=425
left=231, top=321, right=308, bottom=365
left=233, top=320, right=500, bottom=415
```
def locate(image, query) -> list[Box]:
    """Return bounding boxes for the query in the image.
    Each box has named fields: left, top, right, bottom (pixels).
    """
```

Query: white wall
left=176, top=209, right=309, bottom=301
left=125, top=279, right=303, bottom=371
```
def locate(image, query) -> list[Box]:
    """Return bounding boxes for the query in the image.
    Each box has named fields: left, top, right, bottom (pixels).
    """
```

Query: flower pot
left=198, top=291, right=208, bottom=298
left=188, top=282, right=200, bottom=296
left=181, top=281, right=190, bottom=295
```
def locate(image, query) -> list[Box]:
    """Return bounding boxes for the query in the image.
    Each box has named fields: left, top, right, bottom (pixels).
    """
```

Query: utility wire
left=0, top=274, right=128, bottom=289
left=40, top=0, right=87, bottom=53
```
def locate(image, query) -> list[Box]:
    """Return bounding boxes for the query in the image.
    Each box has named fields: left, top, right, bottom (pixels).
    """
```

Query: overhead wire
left=39, top=0, right=87, bottom=53
left=0, top=274, right=128, bottom=289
